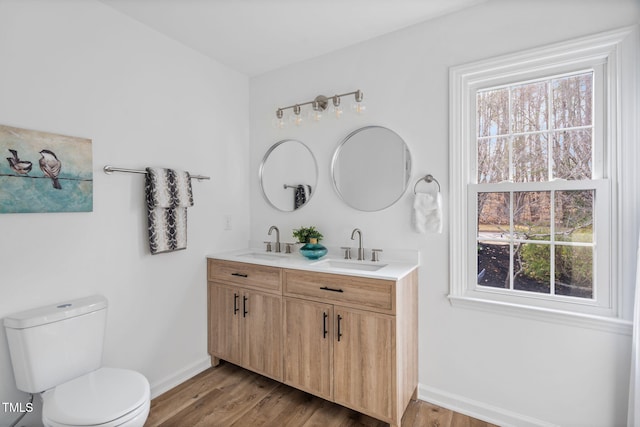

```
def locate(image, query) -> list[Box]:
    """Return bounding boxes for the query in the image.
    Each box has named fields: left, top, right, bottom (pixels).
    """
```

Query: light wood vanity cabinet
left=207, top=258, right=418, bottom=427
left=207, top=259, right=283, bottom=381
left=332, top=306, right=396, bottom=420
left=283, top=269, right=417, bottom=426
left=283, top=298, right=334, bottom=400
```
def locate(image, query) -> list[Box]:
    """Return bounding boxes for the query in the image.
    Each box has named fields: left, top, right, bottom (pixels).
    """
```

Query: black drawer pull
left=243, top=296, right=248, bottom=317
left=320, top=286, right=343, bottom=293
left=231, top=273, right=248, bottom=278
left=233, top=293, right=239, bottom=315
left=337, top=315, right=343, bottom=342
left=322, top=312, right=328, bottom=339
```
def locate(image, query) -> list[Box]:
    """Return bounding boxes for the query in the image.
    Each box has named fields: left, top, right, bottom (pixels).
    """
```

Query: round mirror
left=331, top=126, right=411, bottom=211
left=260, top=139, right=317, bottom=211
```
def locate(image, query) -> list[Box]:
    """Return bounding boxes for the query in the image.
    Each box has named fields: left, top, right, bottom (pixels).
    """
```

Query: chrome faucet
left=350, top=228, right=365, bottom=260
left=268, top=225, right=281, bottom=253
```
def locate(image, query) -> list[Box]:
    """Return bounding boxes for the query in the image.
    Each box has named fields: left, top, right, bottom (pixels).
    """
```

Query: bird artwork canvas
left=0, top=125, right=93, bottom=213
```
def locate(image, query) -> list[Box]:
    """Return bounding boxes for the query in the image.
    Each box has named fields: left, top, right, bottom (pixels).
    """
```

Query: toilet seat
left=42, top=367, right=150, bottom=427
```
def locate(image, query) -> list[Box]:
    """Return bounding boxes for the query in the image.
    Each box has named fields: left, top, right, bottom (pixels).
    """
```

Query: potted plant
left=292, top=226, right=324, bottom=244
left=292, top=226, right=327, bottom=259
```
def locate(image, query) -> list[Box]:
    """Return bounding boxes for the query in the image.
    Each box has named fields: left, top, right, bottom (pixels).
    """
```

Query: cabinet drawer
left=208, top=259, right=282, bottom=293
left=283, top=270, right=395, bottom=313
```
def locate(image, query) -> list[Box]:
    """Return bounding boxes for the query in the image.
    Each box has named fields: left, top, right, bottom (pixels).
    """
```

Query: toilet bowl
left=3, top=295, right=151, bottom=427
left=42, top=367, right=150, bottom=427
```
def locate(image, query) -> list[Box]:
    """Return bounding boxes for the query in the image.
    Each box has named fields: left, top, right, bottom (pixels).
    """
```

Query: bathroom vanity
left=207, top=250, right=418, bottom=427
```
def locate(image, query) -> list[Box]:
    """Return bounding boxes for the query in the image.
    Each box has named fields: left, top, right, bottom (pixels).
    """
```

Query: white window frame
left=449, top=27, right=639, bottom=332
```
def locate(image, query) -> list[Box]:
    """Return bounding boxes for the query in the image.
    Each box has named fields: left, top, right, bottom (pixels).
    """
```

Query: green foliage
left=520, top=233, right=592, bottom=287
left=292, top=226, right=323, bottom=243
left=555, top=244, right=592, bottom=287
left=520, top=243, right=551, bottom=282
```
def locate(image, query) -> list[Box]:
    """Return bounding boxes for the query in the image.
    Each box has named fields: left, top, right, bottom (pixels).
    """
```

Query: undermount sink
left=237, top=251, right=288, bottom=261
left=313, top=259, right=387, bottom=272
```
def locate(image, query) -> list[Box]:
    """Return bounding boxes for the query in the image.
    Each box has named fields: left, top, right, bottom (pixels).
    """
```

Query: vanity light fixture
left=273, top=90, right=364, bottom=128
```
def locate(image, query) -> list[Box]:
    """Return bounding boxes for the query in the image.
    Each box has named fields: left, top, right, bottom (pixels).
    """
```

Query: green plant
left=520, top=242, right=551, bottom=282
left=292, top=226, right=323, bottom=243
left=555, top=245, right=592, bottom=288
left=519, top=233, right=593, bottom=287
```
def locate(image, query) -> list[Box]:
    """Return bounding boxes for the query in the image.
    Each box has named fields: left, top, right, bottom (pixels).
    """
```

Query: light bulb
left=289, top=105, right=303, bottom=126
left=330, top=104, right=343, bottom=119
left=272, top=109, right=286, bottom=129
left=289, top=114, right=303, bottom=126
left=308, top=109, right=322, bottom=122
left=272, top=117, right=286, bottom=129
left=306, top=101, right=322, bottom=122
left=350, top=90, right=366, bottom=114
left=350, top=100, right=366, bottom=114
left=330, top=96, right=343, bottom=119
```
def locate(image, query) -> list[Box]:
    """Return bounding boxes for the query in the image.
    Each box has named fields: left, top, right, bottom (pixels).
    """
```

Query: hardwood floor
left=146, top=361, right=498, bottom=427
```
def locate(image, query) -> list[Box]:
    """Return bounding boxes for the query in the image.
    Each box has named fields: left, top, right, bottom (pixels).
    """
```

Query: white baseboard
left=418, top=384, right=558, bottom=427
left=149, top=356, right=211, bottom=399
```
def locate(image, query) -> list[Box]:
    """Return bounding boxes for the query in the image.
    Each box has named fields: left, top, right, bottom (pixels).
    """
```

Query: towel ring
left=413, top=174, right=440, bottom=194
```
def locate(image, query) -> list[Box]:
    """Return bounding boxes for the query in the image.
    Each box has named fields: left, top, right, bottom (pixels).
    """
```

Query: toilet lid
left=43, top=367, right=150, bottom=426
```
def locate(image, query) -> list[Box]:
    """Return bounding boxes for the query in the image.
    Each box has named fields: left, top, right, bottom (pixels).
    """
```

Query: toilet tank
left=3, top=295, right=108, bottom=393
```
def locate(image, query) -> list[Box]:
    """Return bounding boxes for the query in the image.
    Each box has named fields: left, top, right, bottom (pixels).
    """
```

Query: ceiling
left=99, top=0, right=485, bottom=76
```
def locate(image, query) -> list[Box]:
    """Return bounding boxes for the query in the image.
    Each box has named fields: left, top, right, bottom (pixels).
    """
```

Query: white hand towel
left=413, top=192, right=442, bottom=234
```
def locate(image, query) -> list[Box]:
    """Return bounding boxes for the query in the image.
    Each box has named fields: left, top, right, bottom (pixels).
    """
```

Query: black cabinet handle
left=337, top=315, right=343, bottom=342
left=243, top=295, right=248, bottom=317
left=323, top=312, right=328, bottom=339
left=232, top=273, right=248, bottom=278
left=320, top=286, right=343, bottom=293
left=233, top=293, right=239, bottom=315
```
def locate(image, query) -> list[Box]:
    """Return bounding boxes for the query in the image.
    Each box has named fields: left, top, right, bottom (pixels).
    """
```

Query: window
left=475, top=71, right=605, bottom=302
left=449, top=27, right=638, bottom=327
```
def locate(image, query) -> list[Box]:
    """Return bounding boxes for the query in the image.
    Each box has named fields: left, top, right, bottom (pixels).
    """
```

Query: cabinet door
left=242, top=290, right=283, bottom=380
left=209, top=283, right=242, bottom=365
left=283, top=298, right=333, bottom=400
left=333, top=307, right=396, bottom=421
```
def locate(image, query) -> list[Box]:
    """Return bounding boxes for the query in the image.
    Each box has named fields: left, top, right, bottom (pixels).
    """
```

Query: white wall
left=0, top=1, right=637, bottom=426
left=249, top=1, right=639, bottom=425
left=0, top=0, right=249, bottom=425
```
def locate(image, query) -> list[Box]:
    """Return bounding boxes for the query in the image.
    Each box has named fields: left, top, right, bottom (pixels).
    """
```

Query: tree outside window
left=475, top=72, right=595, bottom=300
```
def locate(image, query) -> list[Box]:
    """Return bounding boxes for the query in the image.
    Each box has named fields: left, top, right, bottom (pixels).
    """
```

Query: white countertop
left=208, top=247, right=419, bottom=281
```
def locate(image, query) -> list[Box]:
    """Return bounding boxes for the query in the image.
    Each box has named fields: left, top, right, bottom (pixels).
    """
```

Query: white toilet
left=3, top=295, right=150, bottom=427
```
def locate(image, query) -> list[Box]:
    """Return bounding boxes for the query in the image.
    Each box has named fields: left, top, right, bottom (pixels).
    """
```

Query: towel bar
left=103, top=165, right=210, bottom=181
left=283, top=184, right=312, bottom=190
left=413, top=174, right=440, bottom=194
